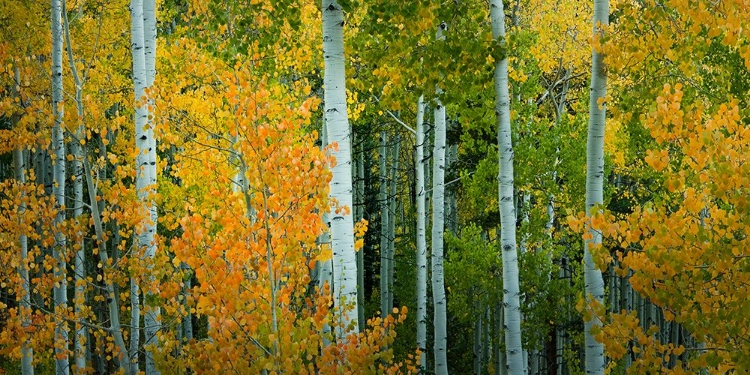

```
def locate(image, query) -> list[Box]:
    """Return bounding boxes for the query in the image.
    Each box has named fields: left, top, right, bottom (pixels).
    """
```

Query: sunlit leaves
left=593, top=83, right=750, bottom=370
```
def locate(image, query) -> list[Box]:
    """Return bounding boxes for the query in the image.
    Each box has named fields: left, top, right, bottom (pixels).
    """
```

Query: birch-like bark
left=322, top=0, right=359, bottom=338
left=51, top=1, right=70, bottom=373
left=424, top=112, right=432, bottom=232
left=61, top=5, right=87, bottom=369
left=387, top=134, right=400, bottom=313
left=142, top=2, right=160, bottom=372
left=431, top=24, right=449, bottom=373
left=356, top=140, right=366, bottom=331
left=319, top=119, right=334, bottom=346
left=13, top=65, right=34, bottom=375
left=131, top=0, right=146, bottom=369
left=415, top=96, right=428, bottom=369
left=15, top=148, right=34, bottom=375
left=231, top=134, right=246, bottom=193
left=83, top=158, right=131, bottom=374
left=445, top=140, right=457, bottom=234
left=379, top=131, right=390, bottom=317
left=583, top=0, right=609, bottom=373
left=144, top=0, right=156, bottom=89
left=490, top=1, right=525, bottom=372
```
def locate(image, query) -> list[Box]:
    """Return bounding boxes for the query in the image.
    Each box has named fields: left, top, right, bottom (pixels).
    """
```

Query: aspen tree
left=583, top=0, right=608, bottom=372
left=83, top=157, right=131, bottom=374
left=379, top=131, right=390, bottom=317
left=415, top=95, right=428, bottom=370
left=12, top=65, right=34, bottom=375
left=387, top=134, right=400, bottom=312
left=61, top=3, right=87, bottom=368
left=432, top=22, right=449, bottom=375
left=51, top=0, right=70, bottom=372
left=322, top=0, right=359, bottom=339
left=490, top=0, right=525, bottom=372
left=356, top=139, right=366, bottom=331
left=142, top=1, right=161, bottom=371
left=142, top=1, right=161, bottom=372
left=131, top=0, right=160, bottom=370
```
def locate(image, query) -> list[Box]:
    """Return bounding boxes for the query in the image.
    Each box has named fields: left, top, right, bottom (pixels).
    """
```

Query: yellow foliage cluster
left=595, top=83, right=750, bottom=371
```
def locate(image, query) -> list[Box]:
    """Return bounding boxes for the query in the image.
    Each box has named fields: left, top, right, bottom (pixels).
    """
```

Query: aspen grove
left=0, top=0, right=748, bottom=374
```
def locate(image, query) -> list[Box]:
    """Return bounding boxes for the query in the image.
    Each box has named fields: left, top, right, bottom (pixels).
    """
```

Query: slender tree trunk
left=131, top=0, right=146, bottom=370
left=322, top=0, right=359, bottom=339
left=445, top=138, right=458, bottom=234
left=483, top=307, right=491, bottom=373
left=128, top=0, right=160, bottom=370
left=583, top=0, right=609, bottom=372
left=431, top=24, right=449, bottom=373
left=379, top=131, right=390, bottom=317
left=16, top=148, right=34, bottom=375
left=318, top=119, right=334, bottom=346
left=71, top=112, right=87, bottom=374
left=387, top=134, right=400, bottom=312
left=13, top=65, right=34, bottom=375
left=94, top=307, right=106, bottom=373
left=519, top=193, right=531, bottom=374
left=622, top=269, right=632, bottom=369
left=61, top=6, right=87, bottom=369
left=51, top=1, right=70, bottom=372
left=490, top=0, right=525, bottom=373
left=141, top=2, right=160, bottom=372
left=495, top=302, right=507, bottom=375
left=83, top=158, right=131, bottom=373
left=33, top=144, right=47, bottom=310
left=546, top=191, right=560, bottom=375
left=231, top=134, right=246, bottom=193
left=261, top=185, right=280, bottom=358
left=474, top=300, right=484, bottom=374
left=415, top=96, right=428, bottom=370
left=356, top=140, right=366, bottom=331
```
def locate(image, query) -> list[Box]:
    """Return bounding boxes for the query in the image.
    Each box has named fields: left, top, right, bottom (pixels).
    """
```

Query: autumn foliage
left=590, top=84, right=750, bottom=372
left=1, top=0, right=750, bottom=373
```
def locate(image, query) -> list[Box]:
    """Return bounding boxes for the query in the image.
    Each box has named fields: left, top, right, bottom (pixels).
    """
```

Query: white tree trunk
left=490, top=1, right=525, bottom=373
left=322, top=0, right=359, bottom=339
left=379, top=131, right=390, bottom=317
left=142, top=1, right=160, bottom=372
left=231, top=134, right=245, bottom=194
left=144, top=0, right=156, bottom=88
left=387, top=135, right=400, bottom=312
left=71, top=116, right=86, bottom=374
left=51, top=1, right=70, bottom=373
left=15, top=148, right=34, bottom=375
left=431, top=24, right=448, bottom=371
left=415, top=95, right=428, bottom=370
left=131, top=0, right=146, bottom=370
left=61, top=6, right=87, bottom=369
left=583, top=0, right=608, bottom=373
left=13, top=66, right=34, bottom=375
